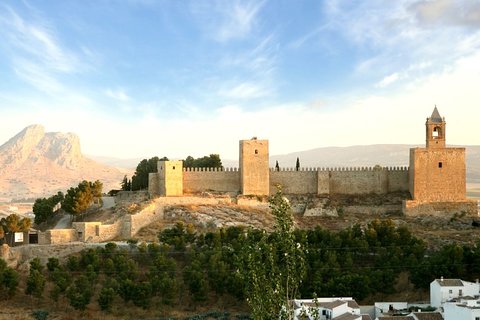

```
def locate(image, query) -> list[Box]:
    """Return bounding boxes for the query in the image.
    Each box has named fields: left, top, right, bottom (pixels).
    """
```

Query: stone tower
left=239, top=138, right=269, bottom=195
left=409, top=107, right=465, bottom=202
left=157, top=160, right=183, bottom=196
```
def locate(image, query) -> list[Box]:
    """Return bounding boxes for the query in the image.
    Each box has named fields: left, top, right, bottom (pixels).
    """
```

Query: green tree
left=98, top=287, right=116, bottom=312
left=66, top=275, right=93, bottom=311
left=242, top=187, right=306, bottom=319
left=183, top=154, right=222, bottom=168
left=32, top=192, right=64, bottom=225
left=131, top=156, right=167, bottom=191
left=121, top=175, right=130, bottom=191
left=0, top=259, right=19, bottom=298
left=25, top=258, right=46, bottom=299
left=275, top=160, right=280, bottom=171
left=295, top=157, right=300, bottom=171
left=183, top=258, right=208, bottom=302
left=61, top=180, right=103, bottom=215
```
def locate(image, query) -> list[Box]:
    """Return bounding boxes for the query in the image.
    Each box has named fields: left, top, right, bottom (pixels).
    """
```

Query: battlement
left=183, top=167, right=239, bottom=172
left=270, top=166, right=409, bottom=172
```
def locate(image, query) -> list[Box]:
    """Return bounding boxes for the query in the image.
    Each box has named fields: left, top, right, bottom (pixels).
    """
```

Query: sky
left=0, top=0, right=480, bottom=160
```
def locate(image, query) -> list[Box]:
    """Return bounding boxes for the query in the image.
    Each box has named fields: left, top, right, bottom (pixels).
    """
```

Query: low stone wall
left=116, top=190, right=149, bottom=203
left=43, top=229, right=78, bottom=244
left=403, top=199, right=478, bottom=216
left=128, top=196, right=235, bottom=237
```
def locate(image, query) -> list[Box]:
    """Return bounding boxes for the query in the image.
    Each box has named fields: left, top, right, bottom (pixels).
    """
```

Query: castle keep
left=148, top=108, right=477, bottom=215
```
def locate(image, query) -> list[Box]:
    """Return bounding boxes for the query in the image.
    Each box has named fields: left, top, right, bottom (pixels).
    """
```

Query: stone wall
left=328, top=167, right=409, bottom=195
left=152, top=166, right=409, bottom=197
left=270, top=169, right=318, bottom=194
left=44, top=229, right=78, bottom=244
left=183, top=168, right=240, bottom=194
left=128, top=196, right=234, bottom=237
left=410, top=148, right=466, bottom=202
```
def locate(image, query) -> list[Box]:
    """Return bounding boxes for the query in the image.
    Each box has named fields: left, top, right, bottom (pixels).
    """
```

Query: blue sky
left=1, top=0, right=480, bottom=160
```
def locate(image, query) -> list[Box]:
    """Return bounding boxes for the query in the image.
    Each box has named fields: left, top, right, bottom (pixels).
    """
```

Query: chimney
left=441, top=276, right=444, bottom=282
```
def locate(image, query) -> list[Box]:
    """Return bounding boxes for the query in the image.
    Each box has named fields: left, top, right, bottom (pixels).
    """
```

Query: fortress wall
left=317, top=171, right=330, bottom=194
left=128, top=196, right=233, bottom=237
left=47, top=229, right=77, bottom=244
left=386, top=168, right=409, bottom=192
left=183, top=169, right=240, bottom=193
left=329, top=168, right=388, bottom=194
left=269, top=169, right=317, bottom=194
left=129, top=201, right=165, bottom=237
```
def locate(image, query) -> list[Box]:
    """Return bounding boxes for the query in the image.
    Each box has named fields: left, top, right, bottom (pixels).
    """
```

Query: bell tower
left=426, top=106, right=446, bottom=148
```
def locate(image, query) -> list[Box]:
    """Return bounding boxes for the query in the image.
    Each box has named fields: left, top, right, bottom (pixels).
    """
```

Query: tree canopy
left=61, top=180, right=103, bottom=215
left=183, top=154, right=222, bottom=168
left=131, top=157, right=168, bottom=191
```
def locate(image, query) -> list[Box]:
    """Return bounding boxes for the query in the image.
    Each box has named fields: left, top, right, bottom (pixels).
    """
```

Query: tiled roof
left=378, top=317, right=414, bottom=320
left=412, top=312, right=444, bottom=320
left=316, top=300, right=347, bottom=309
left=347, top=300, right=360, bottom=309
left=333, top=313, right=361, bottom=320
left=436, top=279, right=463, bottom=287
left=430, top=107, right=443, bottom=123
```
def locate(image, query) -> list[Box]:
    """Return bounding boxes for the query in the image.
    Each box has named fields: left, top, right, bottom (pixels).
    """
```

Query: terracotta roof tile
left=412, top=312, right=444, bottom=320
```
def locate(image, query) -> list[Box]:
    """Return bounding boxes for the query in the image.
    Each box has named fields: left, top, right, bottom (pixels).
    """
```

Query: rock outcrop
left=0, top=124, right=126, bottom=200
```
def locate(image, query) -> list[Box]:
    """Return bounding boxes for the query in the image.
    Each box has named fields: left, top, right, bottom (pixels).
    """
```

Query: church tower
left=426, top=106, right=446, bottom=148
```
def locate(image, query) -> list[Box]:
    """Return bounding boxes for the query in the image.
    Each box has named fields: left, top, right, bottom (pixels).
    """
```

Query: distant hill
left=0, top=125, right=126, bottom=201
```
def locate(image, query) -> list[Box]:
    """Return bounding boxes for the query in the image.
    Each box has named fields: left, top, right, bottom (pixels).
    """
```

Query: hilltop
left=0, top=125, right=126, bottom=201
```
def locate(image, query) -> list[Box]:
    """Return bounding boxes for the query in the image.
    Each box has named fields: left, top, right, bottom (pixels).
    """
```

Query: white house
left=430, top=278, right=480, bottom=308
left=292, top=297, right=371, bottom=320
left=443, top=298, right=480, bottom=320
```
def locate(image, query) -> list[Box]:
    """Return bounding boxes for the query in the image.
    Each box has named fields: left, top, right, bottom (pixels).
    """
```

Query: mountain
left=0, top=125, right=126, bottom=201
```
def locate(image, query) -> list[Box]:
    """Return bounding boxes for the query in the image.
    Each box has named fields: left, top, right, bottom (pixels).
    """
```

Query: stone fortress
left=149, top=107, right=477, bottom=215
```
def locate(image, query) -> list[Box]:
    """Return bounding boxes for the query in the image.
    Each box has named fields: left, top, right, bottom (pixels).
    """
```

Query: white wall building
left=430, top=278, right=480, bottom=308
left=292, top=297, right=371, bottom=320
left=444, top=298, right=480, bottom=320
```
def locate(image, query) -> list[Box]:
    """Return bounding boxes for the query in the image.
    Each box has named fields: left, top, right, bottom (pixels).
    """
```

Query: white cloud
left=105, top=89, right=130, bottom=102
left=220, top=82, right=269, bottom=99
left=375, top=73, right=400, bottom=88
left=191, top=0, right=265, bottom=42
left=0, top=5, right=81, bottom=92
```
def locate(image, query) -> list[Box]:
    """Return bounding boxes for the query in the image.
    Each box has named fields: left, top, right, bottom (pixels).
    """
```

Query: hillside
left=0, top=125, right=126, bottom=201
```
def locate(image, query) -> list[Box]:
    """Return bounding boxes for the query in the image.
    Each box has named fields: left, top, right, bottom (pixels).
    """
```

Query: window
left=475, top=317, right=479, bottom=320
left=449, top=289, right=453, bottom=294
left=172, top=166, right=175, bottom=170
left=459, top=289, right=463, bottom=296
left=322, top=310, right=326, bottom=315
left=254, top=149, right=258, bottom=154
left=439, top=162, right=443, bottom=168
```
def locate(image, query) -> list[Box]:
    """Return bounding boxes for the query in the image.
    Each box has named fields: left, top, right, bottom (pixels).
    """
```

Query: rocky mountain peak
left=0, top=125, right=125, bottom=200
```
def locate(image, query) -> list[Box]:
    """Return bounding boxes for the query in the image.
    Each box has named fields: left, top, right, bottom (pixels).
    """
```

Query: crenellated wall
left=183, top=167, right=240, bottom=193
left=150, top=164, right=410, bottom=197
left=268, top=166, right=409, bottom=195
left=270, top=168, right=318, bottom=194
